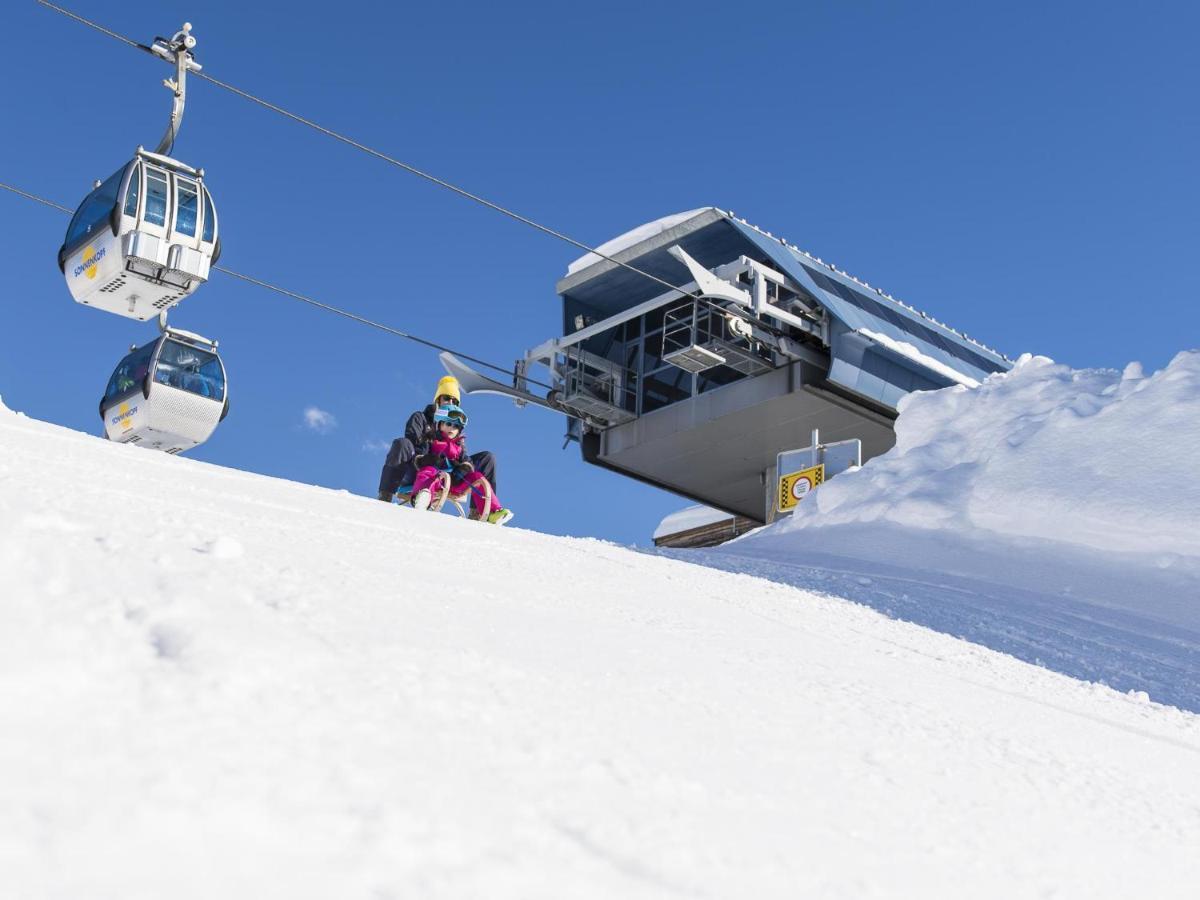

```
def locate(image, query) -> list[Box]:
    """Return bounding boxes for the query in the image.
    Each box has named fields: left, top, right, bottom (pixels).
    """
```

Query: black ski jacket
left=404, top=404, right=438, bottom=451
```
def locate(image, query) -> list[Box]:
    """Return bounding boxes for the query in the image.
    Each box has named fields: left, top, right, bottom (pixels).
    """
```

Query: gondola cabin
left=59, top=148, right=219, bottom=322
left=100, top=327, right=228, bottom=453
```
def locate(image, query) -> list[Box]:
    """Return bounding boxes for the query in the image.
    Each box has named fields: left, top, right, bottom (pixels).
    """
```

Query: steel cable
left=0, top=180, right=556, bottom=390
left=34, top=0, right=701, bottom=304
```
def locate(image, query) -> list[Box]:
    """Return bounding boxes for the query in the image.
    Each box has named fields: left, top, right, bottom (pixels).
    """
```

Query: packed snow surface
left=695, top=351, right=1200, bottom=711
left=2, top=394, right=1200, bottom=898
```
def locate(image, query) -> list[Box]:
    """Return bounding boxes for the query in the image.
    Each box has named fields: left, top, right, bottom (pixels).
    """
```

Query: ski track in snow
left=2, top=405, right=1200, bottom=898
left=664, top=540, right=1200, bottom=714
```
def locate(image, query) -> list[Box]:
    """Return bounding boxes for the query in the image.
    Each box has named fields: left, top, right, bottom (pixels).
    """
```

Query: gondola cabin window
left=64, top=169, right=123, bottom=249
left=202, top=188, right=216, bottom=242
left=123, top=163, right=141, bottom=218
left=175, top=178, right=199, bottom=237
left=103, top=342, right=156, bottom=403
left=144, top=168, right=169, bottom=228
left=153, top=340, right=225, bottom=400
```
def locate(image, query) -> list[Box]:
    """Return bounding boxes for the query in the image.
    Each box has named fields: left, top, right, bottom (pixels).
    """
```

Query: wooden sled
left=394, top=470, right=493, bottom=521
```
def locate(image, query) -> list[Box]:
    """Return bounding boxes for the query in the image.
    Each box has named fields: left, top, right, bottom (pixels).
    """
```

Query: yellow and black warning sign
left=778, top=463, right=825, bottom=512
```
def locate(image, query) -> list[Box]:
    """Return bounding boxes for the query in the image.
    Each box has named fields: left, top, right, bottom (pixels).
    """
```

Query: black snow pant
left=377, top=439, right=497, bottom=498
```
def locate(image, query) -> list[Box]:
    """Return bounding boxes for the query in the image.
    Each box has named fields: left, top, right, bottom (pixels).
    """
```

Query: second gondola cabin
left=100, top=328, right=228, bottom=454
left=59, top=148, right=219, bottom=322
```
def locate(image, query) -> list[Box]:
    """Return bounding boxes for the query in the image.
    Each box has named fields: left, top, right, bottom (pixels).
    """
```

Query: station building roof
left=559, top=208, right=1011, bottom=408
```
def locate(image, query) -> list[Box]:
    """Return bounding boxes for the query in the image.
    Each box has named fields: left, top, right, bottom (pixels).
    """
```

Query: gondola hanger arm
left=148, top=23, right=201, bottom=156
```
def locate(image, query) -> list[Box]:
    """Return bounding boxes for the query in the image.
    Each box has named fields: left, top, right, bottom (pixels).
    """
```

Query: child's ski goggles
left=434, top=404, right=468, bottom=428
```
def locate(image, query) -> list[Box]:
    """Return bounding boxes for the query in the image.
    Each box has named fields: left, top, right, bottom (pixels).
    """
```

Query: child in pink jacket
left=410, top=405, right=513, bottom=526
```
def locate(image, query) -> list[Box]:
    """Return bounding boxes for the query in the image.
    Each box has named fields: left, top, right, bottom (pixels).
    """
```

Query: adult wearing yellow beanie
left=376, top=375, right=498, bottom=501
left=433, top=375, right=461, bottom=406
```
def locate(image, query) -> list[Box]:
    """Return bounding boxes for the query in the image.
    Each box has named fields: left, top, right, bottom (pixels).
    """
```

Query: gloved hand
left=454, top=459, right=475, bottom=476
left=415, top=453, right=447, bottom=470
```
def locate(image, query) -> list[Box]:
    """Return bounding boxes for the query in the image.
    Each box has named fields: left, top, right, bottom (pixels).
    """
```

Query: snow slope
left=2, top=399, right=1199, bottom=898
left=691, top=351, right=1200, bottom=711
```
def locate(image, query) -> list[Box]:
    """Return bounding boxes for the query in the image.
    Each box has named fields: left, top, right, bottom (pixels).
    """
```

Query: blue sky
left=1, top=1, right=1197, bottom=545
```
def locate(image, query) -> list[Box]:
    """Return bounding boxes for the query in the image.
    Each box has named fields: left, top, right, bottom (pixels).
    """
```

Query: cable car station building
left=452, top=207, right=1012, bottom=523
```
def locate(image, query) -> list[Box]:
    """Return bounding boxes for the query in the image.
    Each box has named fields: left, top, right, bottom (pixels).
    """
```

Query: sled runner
left=392, top=470, right=494, bottom=520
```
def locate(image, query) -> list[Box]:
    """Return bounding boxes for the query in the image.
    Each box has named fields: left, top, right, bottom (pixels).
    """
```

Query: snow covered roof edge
left=724, top=213, right=1012, bottom=365
left=566, top=208, right=715, bottom=276
left=653, top=505, right=735, bottom=540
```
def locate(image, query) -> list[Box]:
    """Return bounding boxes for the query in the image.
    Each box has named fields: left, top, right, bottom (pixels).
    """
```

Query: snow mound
left=774, top=350, right=1200, bottom=558
left=689, top=350, right=1200, bottom=712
